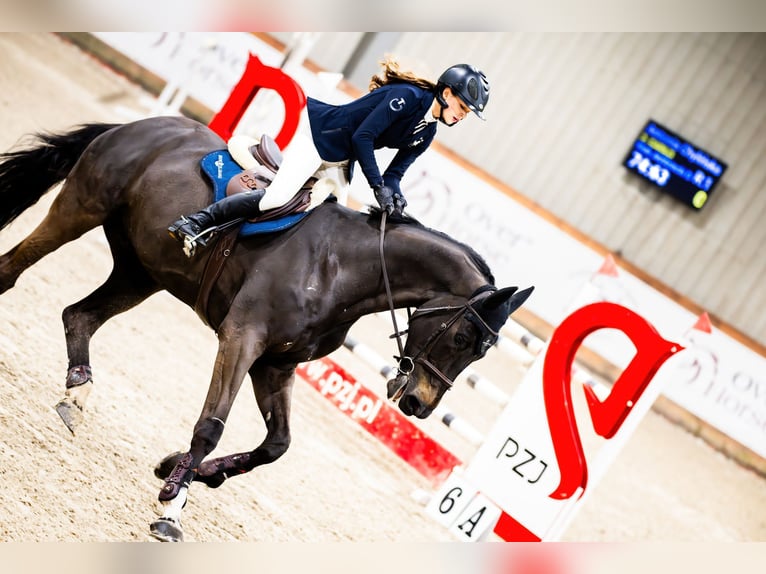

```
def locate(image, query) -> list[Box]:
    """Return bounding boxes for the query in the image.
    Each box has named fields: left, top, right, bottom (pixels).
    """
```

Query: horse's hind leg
left=55, top=221, right=160, bottom=433
left=0, top=179, right=107, bottom=294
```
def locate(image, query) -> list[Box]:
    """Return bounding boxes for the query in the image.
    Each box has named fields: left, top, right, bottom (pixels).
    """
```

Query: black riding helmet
left=435, top=64, right=490, bottom=122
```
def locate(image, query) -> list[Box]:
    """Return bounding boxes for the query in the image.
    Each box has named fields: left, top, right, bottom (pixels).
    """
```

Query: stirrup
left=181, top=227, right=217, bottom=258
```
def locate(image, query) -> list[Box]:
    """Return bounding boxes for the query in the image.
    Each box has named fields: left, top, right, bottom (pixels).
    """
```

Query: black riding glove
left=373, top=185, right=407, bottom=216
left=393, top=190, right=407, bottom=214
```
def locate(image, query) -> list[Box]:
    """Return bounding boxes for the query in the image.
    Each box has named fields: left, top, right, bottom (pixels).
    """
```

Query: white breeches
left=228, top=131, right=349, bottom=209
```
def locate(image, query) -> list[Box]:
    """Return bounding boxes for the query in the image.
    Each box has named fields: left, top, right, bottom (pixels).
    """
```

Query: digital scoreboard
left=623, top=120, right=727, bottom=210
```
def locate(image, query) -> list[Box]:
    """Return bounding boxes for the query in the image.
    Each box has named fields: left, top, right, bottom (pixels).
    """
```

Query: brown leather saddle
left=224, top=135, right=316, bottom=222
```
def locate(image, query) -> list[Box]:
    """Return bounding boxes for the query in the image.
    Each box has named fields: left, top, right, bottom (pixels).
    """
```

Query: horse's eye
left=454, top=332, right=469, bottom=348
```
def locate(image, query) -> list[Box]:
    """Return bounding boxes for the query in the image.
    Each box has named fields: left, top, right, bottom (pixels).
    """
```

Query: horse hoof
left=149, top=518, right=184, bottom=542
left=55, top=399, right=83, bottom=435
left=154, top=451, right=185, bottom=480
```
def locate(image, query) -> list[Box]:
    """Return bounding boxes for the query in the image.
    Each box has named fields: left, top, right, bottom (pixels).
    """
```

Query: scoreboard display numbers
left=623, top=119, right=727, bottom=210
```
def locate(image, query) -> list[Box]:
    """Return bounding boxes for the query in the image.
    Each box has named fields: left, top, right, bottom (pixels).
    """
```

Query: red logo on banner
left=542, top=302, right=683, bottom=500
left=208, top=54, right=305, bottom=149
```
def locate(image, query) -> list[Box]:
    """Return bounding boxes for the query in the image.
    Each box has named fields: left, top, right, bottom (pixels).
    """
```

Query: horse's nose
left=387, top=374, right=408, bottom=401
left=399, top=394, right=425, bottom=418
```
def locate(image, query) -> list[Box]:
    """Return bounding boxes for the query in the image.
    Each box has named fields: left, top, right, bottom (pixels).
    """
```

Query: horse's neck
left=364, top=223, right=487, bottom=308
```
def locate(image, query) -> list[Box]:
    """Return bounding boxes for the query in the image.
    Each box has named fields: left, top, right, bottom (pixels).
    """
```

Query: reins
left=378, top=211, right=497, bottom=387
left=379, top=211, right=413, bottom=373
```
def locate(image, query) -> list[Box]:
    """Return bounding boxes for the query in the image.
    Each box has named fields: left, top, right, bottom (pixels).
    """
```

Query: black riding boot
left=168, top=189, right=265, bottom=256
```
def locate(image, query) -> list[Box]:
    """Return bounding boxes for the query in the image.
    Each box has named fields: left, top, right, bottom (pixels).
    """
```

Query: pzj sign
left=427, top=301, right=683, bottom=541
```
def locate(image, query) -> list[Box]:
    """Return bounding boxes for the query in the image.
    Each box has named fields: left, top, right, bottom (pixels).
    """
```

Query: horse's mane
left=366, top=207, right=495, bottom=285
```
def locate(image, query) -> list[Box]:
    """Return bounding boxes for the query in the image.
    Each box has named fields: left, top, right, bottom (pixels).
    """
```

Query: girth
left=193, top=225, right=239, bottom=328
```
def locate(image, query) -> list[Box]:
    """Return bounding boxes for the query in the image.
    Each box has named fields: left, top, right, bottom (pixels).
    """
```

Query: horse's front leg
left=193, top=362, right=295, bottom=487
left=154, top=362, right=295, bottom=489
left=150, top=326, right=264, bottom=543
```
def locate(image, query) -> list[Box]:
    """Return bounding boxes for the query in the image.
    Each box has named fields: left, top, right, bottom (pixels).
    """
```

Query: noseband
left=403, top=289, right=501, bottom=389
left=378, top=212, right=498, bottom=391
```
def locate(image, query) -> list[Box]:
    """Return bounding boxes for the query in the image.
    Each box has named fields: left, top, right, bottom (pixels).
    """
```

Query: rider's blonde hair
left=368, top=55, right=436, bottom=92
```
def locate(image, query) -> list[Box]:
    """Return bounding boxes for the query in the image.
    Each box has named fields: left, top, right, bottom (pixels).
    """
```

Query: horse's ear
left=474, top=286, right=534, bottom=334
left=482, top=286, right=518, bottom=309
left=482, top=285, right=534, bottom=315
left=506, top=286, right=534, bottom=315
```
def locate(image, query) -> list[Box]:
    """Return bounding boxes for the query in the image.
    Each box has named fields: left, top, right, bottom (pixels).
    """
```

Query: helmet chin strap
left=434, top=89, right=456, bottom=127
left=436, top=102, right=457, bottom=127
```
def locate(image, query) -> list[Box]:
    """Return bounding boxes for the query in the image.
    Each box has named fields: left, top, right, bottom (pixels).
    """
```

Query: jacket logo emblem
left=389, top=97, right=405, bottom=111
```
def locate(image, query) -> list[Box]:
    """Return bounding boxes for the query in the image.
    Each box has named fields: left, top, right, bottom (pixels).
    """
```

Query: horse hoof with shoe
left=149, top=518, right=184, bottom=542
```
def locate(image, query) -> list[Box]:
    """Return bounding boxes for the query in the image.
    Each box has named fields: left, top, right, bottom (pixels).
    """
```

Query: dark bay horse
left=0, top=115, right=532, bottom=542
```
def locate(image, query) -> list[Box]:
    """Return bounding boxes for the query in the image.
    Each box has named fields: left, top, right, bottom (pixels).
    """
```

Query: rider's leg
left=311, top=161, right=350, bottom=207
left=258, top=133, right=322, bottom=210
left=167, top=189, right=265, bottom=248
left=168, top=133, right=322, bottom=247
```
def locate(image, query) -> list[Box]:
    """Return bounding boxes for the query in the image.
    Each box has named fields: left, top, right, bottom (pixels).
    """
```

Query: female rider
left=168, top=58, right=489, bottom=254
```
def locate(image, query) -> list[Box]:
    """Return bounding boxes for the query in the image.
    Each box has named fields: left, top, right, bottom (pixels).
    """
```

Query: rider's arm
left=350, top=86, right=415, bottom=190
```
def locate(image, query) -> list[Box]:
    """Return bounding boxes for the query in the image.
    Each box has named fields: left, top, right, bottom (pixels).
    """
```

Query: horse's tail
left=0, top=123, right=120, bottom=230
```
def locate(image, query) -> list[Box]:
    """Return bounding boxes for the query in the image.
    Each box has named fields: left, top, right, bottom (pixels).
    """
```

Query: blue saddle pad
left=200, top=150, right=309, bottom=237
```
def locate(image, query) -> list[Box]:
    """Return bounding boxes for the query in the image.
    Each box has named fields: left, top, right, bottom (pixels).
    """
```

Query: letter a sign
left=463, top=301, right=683, bottom=541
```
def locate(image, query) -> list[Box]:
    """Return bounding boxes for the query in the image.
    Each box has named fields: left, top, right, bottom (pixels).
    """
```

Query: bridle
left=378, top=212, right=499, bottom=390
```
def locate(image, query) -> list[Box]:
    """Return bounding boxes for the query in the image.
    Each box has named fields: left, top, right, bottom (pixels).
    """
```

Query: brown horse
left=0, top=115, right=532, bottom=541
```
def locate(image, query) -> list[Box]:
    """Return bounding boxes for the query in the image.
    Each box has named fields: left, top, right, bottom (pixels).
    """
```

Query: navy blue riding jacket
left=306, top=83, right=438, bottom=195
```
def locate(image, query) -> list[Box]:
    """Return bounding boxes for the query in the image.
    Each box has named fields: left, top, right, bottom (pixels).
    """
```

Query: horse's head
left=387, top=285, right=534, bottom=418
